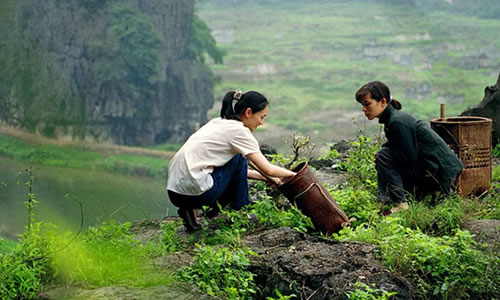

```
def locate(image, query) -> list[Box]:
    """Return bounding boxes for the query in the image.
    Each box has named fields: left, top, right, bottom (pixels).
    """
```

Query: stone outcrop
left=461, top=72, right=500, bottom=146
left=0, top=0, right=213, bottom=145
left=244, top=228, right=414, bottom=299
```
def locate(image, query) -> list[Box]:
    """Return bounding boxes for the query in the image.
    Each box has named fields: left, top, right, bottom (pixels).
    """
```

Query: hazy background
left=197, top=0, right=500, bottom=153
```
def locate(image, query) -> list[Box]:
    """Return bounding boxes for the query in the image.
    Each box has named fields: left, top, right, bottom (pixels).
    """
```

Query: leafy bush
left=266, top=289, right=297, bottom=300
left=397, top=194, right=464, bottom=236
left=248, top=193, right=314, bottom=233
left=493, top=143, right=500, bottom=158
left=179, top=245, right=258, bottom=299
left=94, top=2, right=162, bottom=108
left=0, top=223, right=57, bottom=300
left=330, top=186, right=381, bottom=226
left=346, top=282, right=397, bottom=300
left=187, top=15, right=226, bottom=64
left=336, top=217, right=500, bottom=298
left=161, top=221, right=184, bottom=253
left=493, top=165, right=500, bottom=182
left=342, top=134, right=380, bottom=190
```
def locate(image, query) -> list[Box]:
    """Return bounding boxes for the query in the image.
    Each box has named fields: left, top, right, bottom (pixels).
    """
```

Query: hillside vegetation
left=198, top=0, right=500, bottom=148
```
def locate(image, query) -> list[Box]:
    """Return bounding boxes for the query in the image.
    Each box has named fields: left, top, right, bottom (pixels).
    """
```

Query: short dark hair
left=220, top=90, right=269, bottom=120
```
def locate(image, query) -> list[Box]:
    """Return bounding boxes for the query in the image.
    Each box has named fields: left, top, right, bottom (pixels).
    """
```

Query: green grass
left=0, top=134, right=170, bottom=178
left=0, top=237, right=17, bottom=254
left=198, top=0, right=500, bottom=146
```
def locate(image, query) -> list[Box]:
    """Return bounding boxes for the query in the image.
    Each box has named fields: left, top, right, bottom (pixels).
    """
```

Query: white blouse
left=167, top=118, right=260, bottom=195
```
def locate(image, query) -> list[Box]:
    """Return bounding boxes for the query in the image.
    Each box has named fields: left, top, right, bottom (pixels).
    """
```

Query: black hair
left=355, top=81, right=402, bottom=110
left=220, top=90, right=269, bottom=120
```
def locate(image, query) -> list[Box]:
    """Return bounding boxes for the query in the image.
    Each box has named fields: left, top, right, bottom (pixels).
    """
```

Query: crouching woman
left=167, top=90, right=296, bottom=231
left=355, top=81, right=463, bottom=205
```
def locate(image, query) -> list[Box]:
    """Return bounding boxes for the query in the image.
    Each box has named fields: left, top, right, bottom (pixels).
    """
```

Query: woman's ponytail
left=220, top=90, right=269, bottom=120
left=220, top=91, right=238, bottom=119
left=390, top=98, right=402, bottom=110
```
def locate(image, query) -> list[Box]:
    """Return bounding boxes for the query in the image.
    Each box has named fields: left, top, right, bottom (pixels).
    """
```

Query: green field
left=198, top=0, right=500, bottom=150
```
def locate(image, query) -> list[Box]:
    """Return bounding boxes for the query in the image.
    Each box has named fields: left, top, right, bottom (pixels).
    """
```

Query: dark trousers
left=375, top=147, right=455, bottom=204
left=168, top=154, right=250, bottom=211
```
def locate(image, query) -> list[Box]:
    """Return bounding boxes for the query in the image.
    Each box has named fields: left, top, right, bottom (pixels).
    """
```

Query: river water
left=0, top=155, right=176, bottom=239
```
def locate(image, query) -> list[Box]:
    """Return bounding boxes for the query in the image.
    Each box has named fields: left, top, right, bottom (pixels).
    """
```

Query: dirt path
left=0, top=126, right=176, bottom=159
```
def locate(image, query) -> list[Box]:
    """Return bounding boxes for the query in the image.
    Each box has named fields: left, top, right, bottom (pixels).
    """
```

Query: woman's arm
left=248, top=169, right=267, bottom=181
left=246, top=152, right=296, bottom=178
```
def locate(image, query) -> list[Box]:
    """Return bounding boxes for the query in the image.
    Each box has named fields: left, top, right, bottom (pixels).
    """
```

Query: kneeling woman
left=355, top=81, right=463, bottom=205
left=167, top=90, right=296, bottom=231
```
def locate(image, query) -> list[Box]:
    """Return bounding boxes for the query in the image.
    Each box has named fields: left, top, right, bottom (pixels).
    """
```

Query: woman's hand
left=247, top=152, right=296, bottom=178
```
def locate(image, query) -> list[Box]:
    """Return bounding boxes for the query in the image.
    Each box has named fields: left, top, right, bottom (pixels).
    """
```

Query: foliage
left=179, top=245, right=258, bottom=299
left=317, top=143, right=341, bottom=161
left=200, top=195, right=314, bottom=247
left=397, top=194, right=464, bottom=236
left=471, top=190, right=500, bottom=220
left=336, top=217, right=500, bottom=298
left=248, top=193, right=314, bottom=233
left=187, top=15, right=226, bottom=64
left=266, top=289, right=297, bottom=300
left=94, top=2, right=162, bottom=109
left=54, top=220, right=171, bottom=287
left=160, top=221, right=184, bottom=253
left=493, top=165, right=500, bottom=182
left=0, top=237, right=17, bottom=255
left=0, top=223, right=57, bottom=300
left=341, top=134, right=380, bottom=190
left=267, top=133, right=316, bottom=169
left=0, top=169, right=57, bottom=299
left=493, top=143, right=500, bottom=158
left=284, top=133, right=316, bottom=168
left=346, top=282, right=397, bottom=300
left=329, top=186, right=381, bottom=227
left=0, top=135, right=169, bottom=178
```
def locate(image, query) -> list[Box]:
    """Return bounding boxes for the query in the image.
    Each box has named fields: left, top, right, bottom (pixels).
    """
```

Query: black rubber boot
left=178, top=208, right=201, bottom=232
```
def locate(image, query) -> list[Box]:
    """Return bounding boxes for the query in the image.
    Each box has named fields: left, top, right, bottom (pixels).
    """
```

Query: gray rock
left=461, top=72, right=500, bottom=147
left=463, top=219, right=500, bottom=255
left=244, top=228, right=414, bottom=299
left=0, top=0, right=213, bottom=146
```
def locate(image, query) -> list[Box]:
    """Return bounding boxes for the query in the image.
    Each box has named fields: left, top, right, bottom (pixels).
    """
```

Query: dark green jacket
left=379, top=105, right=463, bottom=181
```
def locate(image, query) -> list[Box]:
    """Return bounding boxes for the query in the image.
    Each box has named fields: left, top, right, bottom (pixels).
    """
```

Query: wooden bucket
left=277, top=162, right=349, bottom=235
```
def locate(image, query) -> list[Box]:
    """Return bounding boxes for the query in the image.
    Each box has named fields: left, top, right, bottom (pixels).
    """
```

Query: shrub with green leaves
left=201, top=193, right=314, bottom=247
left=266, top=289, right=297, bottom=300
left=248, top=194, right=314, bottom=233
left=329, top=186, right=381, bottom=226
left=336, top=217, right=499, bottom=299
left=179, top=245, right=258, bottom=299
left=493, top=143, right=500, bottom=158
left=0, top=223, right=57, bottom=300
left=346, top=282, right=397, bottom=300
left=341, top=134, right=380, bottom=190
left=161, top=221, right=184, bottom=253
left=397, top=194, right=464, bottom=236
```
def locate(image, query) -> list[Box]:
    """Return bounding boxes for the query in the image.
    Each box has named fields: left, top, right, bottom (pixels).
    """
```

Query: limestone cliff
left=0, top=0, right=216, bottom=145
